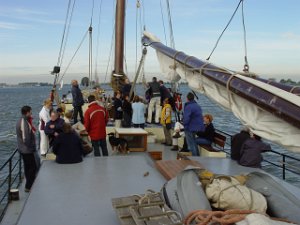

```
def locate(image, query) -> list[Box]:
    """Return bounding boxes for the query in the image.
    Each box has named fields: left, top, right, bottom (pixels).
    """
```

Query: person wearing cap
left=195, top=114, right=215, bottom=146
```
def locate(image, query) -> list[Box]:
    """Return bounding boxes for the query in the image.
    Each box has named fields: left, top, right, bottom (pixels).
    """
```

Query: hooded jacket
left=84, top=101, right=108, bottom=140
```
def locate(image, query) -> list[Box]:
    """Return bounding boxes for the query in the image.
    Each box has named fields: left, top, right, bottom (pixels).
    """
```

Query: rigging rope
left=206, top=0, right=243, bottom=61
left=94, top=0, right=104, bottom=84
left=159, top=0, right=168, bottom=45
left=58, top=30, right=89, bottom=85
left=166, top=0, right=175, bottom=48
left=57, top=0, right=77, bottom=69
left=241, top=0, right=249, bottom=72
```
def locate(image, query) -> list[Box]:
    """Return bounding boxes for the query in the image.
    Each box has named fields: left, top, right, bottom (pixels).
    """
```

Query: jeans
left=195, top=137, right=212, bottom=146
left=73, top=106, right=84, bottom=124
left=92, top=139, right=108, bottom=157
left=21, top=153, right=38, bottom=190
left=185, top=131, right=199, bottom=156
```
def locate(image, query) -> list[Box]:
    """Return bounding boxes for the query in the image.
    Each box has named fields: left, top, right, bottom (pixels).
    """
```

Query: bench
left=199, top=131, right=227, bottom=158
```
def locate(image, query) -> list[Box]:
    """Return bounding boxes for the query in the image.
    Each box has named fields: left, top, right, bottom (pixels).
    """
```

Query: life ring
left=174, top=94, right=182, bottom=111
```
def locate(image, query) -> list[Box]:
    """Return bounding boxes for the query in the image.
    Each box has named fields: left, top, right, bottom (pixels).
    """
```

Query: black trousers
left=73, top=106, right=84, bottom=124
left=21, top=153, right=37, bottom=190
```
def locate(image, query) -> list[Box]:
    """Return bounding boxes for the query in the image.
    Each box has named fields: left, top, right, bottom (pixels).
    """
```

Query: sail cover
left=143, top=32, right=300, bottom=153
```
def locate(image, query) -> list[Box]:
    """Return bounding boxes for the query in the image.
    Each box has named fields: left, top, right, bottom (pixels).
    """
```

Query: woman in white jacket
left=39, top=99, right=52, bottom=156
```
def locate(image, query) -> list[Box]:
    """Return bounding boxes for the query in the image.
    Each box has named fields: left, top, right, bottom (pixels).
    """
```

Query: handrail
left=0, top=148, right=23, bottom=222
left=215, top=128, right=300, bottom=181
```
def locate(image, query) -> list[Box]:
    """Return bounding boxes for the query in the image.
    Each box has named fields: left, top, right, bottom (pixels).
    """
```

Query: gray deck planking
left=16, top=155, right=166, bottom=225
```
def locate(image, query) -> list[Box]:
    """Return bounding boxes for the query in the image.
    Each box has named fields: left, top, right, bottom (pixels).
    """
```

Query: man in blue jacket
left=183, top=92, right=204, bottom=156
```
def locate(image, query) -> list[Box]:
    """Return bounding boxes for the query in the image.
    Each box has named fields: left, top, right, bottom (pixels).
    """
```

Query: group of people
left=231, top=127, right=271, bottom=168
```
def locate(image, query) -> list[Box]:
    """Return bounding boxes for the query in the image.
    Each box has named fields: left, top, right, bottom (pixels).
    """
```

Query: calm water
left=0, top=84, right=299, bottom=187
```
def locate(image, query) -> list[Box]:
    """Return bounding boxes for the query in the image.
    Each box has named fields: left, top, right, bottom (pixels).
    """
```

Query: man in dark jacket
left=114, top=91, right=123, bottom=128
left=159, top=80, right=175, bottom=112
left=183, top=92, right=205, bottom=156
left=44, top=111, right=64, bottom=147
left=147, top=77, right=161, bottom=123
left=239, top=134, right=271, bottom=168
left=16, top=106, right=38, bottom=192
left=84, top=95, right=109, bottom=156
left=231, top=127, right=251, bottom=161
left=71, top=80, right=84, bottom=124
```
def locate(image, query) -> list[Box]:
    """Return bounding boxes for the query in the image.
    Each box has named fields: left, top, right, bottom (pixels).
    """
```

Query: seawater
left=0, top=84, right=299, bottom=187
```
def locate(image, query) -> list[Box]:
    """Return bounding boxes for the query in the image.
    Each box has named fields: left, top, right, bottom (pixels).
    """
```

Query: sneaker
left=171, top=146, right=179, bottom=151
left=179, top=148, right=189, bottom=152
left=172, top=132, right=181, bottom=138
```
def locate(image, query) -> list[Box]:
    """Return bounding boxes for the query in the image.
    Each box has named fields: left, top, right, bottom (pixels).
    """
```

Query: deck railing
left=0, top=148, right=23, bottom=222
left=215, top=129, right=300, bottom=181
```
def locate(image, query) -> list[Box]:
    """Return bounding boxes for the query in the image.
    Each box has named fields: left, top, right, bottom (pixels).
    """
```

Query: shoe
left=165, top=144, right=172, bottom=146
left=24, top=188, right=30, bottom=193
left=41, top=154, right=46, bottom=157
left=172, top=133, right=181, bottom=138
left=179, top=148, right=189, bottom=152
left=171, top=146, right=179, bottom=151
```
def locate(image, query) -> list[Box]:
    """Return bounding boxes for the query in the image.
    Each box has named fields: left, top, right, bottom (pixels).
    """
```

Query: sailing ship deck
left=2, top=143, right=300, bottom=225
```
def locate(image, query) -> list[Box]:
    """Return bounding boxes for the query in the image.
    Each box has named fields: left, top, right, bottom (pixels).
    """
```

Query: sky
left=0, top=0, right=300, bottom=84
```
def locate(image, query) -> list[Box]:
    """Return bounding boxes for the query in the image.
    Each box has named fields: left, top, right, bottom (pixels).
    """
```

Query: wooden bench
left=155, top=160, right=203, bottom=180
left=199, top=131, right=227, bottom=157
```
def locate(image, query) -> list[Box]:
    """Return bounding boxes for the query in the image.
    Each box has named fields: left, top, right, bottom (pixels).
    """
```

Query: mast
left=111, top=0, right=127, bottom=92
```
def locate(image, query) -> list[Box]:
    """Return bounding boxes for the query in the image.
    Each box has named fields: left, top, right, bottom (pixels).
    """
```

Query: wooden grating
left=155, top=160, right=203, bottom=181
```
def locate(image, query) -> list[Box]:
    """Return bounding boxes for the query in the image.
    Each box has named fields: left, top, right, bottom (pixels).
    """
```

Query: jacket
left=183, top=100, right=204, bottom=132
left=71, top=85, right=84, bottom=107
left=16, top=116, right=36, bottom=154
left=84, top=101, right=108, bottom=140
left=149, top=81, right=161, bottom=97
left=239, top=138, right=271, bottom=168
left=160, top=85, right=172, bottom=104
left=231, top=131, right=250, bottom=160
left=39, top=106, right=50, bottom=130
left=53, top=132, right=84, bottom=164
left=114, top=98, right=123, bottom=120
left=44, top=118, right=64, bottom=137
left=132, top=102, right=145, bottom=124
left=160, top=103, right=172, bottom=125
left=196, top=123, right=215, bottom=142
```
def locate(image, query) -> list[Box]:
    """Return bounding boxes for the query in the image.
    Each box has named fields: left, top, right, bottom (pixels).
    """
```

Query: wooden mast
left=111, top=0, right=127, bottom=92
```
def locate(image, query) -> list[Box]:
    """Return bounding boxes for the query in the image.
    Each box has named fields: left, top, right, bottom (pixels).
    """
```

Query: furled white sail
left=144, top=32, right=300, bottom=153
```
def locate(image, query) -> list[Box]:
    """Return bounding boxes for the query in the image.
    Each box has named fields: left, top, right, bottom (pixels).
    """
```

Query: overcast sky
left=1, top=0, right=300, bottom=84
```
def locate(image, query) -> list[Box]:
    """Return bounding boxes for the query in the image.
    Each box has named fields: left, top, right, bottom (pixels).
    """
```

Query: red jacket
left=84, top=102, right=108, bottom=140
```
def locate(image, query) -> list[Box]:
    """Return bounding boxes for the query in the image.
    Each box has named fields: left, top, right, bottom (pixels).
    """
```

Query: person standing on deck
left=147, top=77, right=161, bottom=124
left=38, top=99, right=52, bottom=157
left=122, top=95, right=132, bottom=128
left=122, top=78, right=132, bottom=98
left=132, top=95, right=145, bottom=129
left=71, top=80, right=84, bottom=124
left=159, top=80, right=175, bottom=112
left=16, top=106, right=38, bottom=192
left=84, top=95, right=109, bottom=157
left=183, top=92, right=205, bottom=156
left=160, top=98, right=172, bottom=146
left=114, top=91, right=123, bottom=128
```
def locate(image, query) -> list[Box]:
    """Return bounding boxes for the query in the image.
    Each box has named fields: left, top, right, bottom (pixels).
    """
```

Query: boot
left=171, top=145, right=179, bottom=151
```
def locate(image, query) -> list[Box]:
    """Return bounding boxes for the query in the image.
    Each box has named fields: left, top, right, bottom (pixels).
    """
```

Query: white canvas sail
left=144, top=32, right=300, bottom=153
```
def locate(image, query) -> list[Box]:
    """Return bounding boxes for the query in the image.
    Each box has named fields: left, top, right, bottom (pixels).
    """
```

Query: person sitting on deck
left=53, top=123, right=84, bottom=164
left=195, top=114, right=215, bottom=146
left=231, top=126, right=251, bottom=161
left=44, top=111, right=64, bottom=148
left=239, top=134, right=271, bottom=168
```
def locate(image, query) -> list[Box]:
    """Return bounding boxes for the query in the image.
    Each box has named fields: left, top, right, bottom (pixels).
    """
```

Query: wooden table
left=115, top=128, right=148, bottom=152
